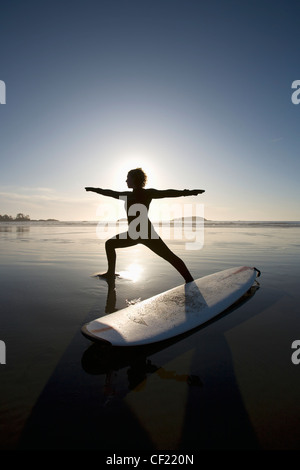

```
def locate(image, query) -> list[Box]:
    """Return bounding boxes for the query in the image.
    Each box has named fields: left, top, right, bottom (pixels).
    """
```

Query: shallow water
left=0, top=221, right=300, bottom=450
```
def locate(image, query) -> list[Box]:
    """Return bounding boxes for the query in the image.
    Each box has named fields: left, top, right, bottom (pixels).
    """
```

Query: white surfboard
left=81, top=266, right=260, bottom=346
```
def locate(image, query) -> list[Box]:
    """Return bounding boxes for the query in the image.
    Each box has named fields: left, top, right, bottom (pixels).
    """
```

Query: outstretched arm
left=85, top=187, right=130, bottom=200
left=149, top=189, right=205, bottom=199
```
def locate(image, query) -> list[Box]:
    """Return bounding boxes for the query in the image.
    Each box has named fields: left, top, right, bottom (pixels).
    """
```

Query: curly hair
left=128, top=168, right=147, bottom=188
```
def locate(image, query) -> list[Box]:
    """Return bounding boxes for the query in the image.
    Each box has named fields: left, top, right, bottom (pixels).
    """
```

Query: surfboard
left=81, top=266, right=260, bottom=347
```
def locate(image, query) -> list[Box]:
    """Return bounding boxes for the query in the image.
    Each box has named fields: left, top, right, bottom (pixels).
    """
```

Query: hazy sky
left=1, top=0, right=300, bottom=221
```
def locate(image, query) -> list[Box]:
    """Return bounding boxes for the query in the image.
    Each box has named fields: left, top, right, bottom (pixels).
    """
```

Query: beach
left=0, top=221, right=300, bottom=450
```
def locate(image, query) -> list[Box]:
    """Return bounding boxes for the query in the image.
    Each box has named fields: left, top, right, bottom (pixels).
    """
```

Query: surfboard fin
left=253, top=267, right=261, bottom=277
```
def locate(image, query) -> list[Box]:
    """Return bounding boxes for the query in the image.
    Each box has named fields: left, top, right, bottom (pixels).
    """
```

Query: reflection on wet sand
left=0, top=224, right=30, bottom=234
left=17, top=273, right=260, bottom=450
left=7, top=222, right=300, bottom=450
left=119, top=263, right=144, bottom=282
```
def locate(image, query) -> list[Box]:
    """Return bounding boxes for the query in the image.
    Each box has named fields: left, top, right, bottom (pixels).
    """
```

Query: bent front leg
left=105, top=232, right=138, bottom=275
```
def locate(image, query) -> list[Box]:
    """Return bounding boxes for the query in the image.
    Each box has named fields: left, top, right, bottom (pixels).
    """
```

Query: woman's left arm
left=148, top=189, right=205, bottom=199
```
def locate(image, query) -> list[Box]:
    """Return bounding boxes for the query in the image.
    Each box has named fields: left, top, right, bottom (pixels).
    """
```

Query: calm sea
left=0, top=220, right=300, bottom=450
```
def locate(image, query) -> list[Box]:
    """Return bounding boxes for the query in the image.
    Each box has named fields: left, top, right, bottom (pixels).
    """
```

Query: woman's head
left=126, top=168, right=147, bottom=188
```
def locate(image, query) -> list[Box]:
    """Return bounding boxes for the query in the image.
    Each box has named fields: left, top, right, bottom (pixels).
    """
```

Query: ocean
left=0, top=220, right=300, bottom=450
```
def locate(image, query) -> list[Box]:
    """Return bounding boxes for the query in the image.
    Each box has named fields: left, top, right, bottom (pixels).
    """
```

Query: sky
left=0, top=0, right=300, bottom=221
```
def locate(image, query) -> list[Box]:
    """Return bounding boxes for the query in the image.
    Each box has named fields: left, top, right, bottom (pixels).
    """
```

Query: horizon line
left=1, top=218, right=300, bottom=223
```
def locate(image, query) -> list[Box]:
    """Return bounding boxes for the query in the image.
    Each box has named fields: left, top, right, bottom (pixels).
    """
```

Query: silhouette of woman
left=85, top=168, right=205, bottom=283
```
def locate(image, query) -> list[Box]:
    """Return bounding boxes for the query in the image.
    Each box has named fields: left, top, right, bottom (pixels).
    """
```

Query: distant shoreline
left=1, top=219, right=300, bottom=226
left=0, top=217, right=59, bottom=222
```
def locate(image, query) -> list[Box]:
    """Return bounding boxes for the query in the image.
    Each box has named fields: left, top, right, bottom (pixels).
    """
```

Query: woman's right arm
left=85, top=187, right=129, bottom=200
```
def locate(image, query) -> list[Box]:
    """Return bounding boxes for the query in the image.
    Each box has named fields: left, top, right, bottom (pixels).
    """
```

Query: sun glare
left=119, top=263, right=143, bottom=282
left=109, top=153, right=172, bottom=222
left=113, top=155, right=159, bottom=190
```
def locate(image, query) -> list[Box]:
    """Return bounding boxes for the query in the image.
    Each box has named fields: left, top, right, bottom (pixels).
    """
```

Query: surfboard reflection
left=82, top=343, right=202, bottom=407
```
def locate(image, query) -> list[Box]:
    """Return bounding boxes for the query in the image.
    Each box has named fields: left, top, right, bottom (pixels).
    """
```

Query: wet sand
left=1, top=221, right=300, bottom=450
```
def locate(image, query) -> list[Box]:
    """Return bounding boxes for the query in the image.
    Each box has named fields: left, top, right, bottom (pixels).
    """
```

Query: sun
left=113, top=154, right=160, bottom=190
left=108, top=153, right=169, bottom=222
